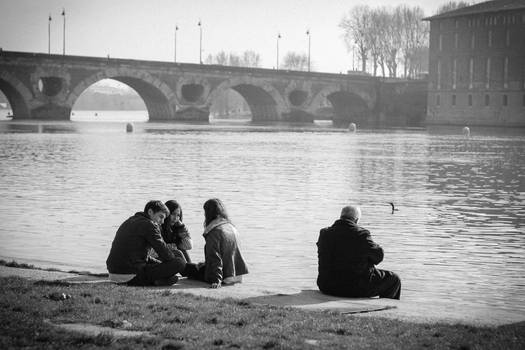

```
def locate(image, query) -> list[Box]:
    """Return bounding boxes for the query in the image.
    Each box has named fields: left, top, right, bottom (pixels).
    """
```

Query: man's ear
left=147, top=208, right=154, bottom=219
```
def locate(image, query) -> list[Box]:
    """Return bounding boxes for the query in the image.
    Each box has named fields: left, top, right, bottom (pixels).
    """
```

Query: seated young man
left=106, top=200, right=188, bottom=286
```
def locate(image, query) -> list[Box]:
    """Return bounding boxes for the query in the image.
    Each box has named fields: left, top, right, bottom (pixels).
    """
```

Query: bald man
left=316, top=205, right=401, bottom=299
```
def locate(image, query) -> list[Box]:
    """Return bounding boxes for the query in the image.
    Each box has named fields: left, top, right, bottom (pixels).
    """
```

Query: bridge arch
left=310, top=85, right=376, bottom=126
left=0, top=71, right=32, bottom=119
left=67, top=68, right=177, bottom=121
left=207, top=77, right=288, bottom=122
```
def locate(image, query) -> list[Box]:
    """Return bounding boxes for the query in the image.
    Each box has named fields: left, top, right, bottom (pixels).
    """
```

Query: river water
left=0, top=111, right=524, bottom=314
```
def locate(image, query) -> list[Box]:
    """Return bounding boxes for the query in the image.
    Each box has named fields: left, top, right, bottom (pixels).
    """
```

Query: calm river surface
left=0, top=112, right=524, bottom=314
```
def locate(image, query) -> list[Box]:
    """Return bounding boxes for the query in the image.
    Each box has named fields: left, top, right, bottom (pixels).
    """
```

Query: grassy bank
left=1, top=276, right=524, bottom=349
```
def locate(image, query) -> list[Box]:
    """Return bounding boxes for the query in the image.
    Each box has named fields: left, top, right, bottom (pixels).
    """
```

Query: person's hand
left=210, top=282, right=221, bottom=289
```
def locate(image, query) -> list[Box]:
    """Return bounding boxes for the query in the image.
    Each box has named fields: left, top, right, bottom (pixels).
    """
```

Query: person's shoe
left=153, top=275, right=179, bottom=286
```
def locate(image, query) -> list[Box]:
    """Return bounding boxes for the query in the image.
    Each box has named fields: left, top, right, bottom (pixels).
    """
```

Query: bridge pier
left=30, top=104, right=72, bottom=120
left=174, top=107, right=210, bottom=122
left=285, top=109, right=315, bottom=123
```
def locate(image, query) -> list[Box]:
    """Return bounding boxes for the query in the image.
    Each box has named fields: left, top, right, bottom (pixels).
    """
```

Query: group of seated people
left=106, top=199, right=401, bottom=299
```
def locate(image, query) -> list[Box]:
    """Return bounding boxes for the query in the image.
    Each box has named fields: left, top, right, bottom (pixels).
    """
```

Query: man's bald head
left=340, top=205, right=361, bottom=223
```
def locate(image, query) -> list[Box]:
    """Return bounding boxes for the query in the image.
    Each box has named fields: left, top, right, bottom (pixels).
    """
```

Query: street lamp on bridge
left=198, top=20, right=202, bottom=64
left=306, top=29, right=311, bottom=72
left=174, top=24, right=179, bottom=62
left=48, top=14, right=52, bottom=54
left=276, top=33, right=281, bottom=69
left=61, top=8, right=66, bottom=55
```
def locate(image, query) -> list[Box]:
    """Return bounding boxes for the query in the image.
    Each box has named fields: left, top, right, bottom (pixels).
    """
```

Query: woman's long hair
left=162, top=200, right=183, bottom=235
left=203, top=198, right=229, bottom=227
left=164, top=200, right=183, bottom=222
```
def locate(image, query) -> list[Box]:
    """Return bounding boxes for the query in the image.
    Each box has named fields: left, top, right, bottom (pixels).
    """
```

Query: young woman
left=189, top=198, right=248, bottom=288
left=150, top=200, right=193, bottom=263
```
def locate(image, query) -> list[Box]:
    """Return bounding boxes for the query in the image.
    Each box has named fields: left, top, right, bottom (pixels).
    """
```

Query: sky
left=1, top=0, right=458, bottom=74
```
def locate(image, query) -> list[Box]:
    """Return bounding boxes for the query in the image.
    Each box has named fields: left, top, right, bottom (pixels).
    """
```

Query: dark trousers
left=367, top=268, right=401, bottom=299
left=319, top=268, right=401, bottom=300
left=185, top=263, right=206, bottom=282
left=127, top=255, right=186, bottom=286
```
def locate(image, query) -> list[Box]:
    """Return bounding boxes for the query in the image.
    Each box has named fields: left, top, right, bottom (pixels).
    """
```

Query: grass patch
left=0, top=276, right=524, bottom=349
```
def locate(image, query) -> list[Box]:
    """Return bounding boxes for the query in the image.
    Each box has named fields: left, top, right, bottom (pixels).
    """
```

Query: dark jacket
left=161, top=221, right=192, bottom=250
left=316, top=219, right=383, bottom=292
left=203, top=219, right=249, bottom=284
left=106, top=212, right=175, bottom=274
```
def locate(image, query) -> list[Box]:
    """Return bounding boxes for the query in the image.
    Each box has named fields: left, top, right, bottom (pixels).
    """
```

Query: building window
left=469, top=58, right=474, bottom=89
left=471, top=32, right=475, bottom=49
left=439, top=34, right=443, bottom=51
left=452, top=94, right=456, bottom=106
left=485, top=94, right=490, bottom=106
left=503, top=94, right=508, bottom=106
left=486, top=57, right=491, bottom=89
left=488, top=30, right=492, bottom=47
left=468, top=94, right=473, bottom=106
left=455, top=19, right=459, bottom=28
left=523, top=94, right=525, bottom=107
left=454, top=33, right=458, bottom=49
left=436, top=94, right=441, bottom=106
left=504, top=57, right=509, bottom=89
left=437, top=60, right=441, bottom=90
left=506, top=29, right=510, bottom=46
left=452, top=59, right=457, bottom=89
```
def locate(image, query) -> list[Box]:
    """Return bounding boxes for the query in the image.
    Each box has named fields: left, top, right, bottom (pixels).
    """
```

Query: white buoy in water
left=348, top=122, right=357, bottom=133
left=462, top=126, right=470, bottom=138
left=126, top=122, right=134, bottom=133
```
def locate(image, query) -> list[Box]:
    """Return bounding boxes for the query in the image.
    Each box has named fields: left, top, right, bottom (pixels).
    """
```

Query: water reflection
left=0, top=120, right=524, bottom=314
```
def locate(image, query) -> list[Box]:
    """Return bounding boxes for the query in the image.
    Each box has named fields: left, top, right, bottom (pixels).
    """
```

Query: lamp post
left=174, top=24, right=178, bottom=62
left=306, top=29, right=311, bottom=72
left=61, top=8, right=66, bottom=55
left=276, top=33, right=281, bottom=69
left=48, top=14, right=52, bottom=54
left=198, top=20, right=202, bottom=64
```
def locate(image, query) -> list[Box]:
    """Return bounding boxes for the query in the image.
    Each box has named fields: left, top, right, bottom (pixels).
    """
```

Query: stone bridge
left=0, top=51, right=426, bottom=126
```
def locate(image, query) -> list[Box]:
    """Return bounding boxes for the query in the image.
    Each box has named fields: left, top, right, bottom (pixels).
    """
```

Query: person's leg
left=368, top=269, right=401, bottom=299
left=186, top=262, right=206, bottom=281
left=129, top=251, right=187, bottom=286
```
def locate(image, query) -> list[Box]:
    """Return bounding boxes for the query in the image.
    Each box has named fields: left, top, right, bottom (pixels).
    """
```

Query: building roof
left=424, top=0, right=525, bottom=20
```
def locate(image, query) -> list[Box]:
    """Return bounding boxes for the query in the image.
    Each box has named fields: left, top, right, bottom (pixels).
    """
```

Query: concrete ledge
left=2, top=265, right=524, bottom=327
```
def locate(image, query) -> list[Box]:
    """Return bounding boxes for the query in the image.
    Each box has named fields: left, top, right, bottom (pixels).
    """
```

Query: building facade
left=425, top=0, right=525, bottom=126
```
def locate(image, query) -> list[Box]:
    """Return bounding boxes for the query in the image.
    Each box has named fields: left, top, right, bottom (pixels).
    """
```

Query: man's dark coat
left=317, top=218, right=384, bottom=296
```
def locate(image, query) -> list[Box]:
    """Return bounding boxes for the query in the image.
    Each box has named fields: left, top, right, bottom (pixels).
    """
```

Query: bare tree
left=398, top=5, right=429, bottom=78
left=228, top=53, right=241, bottom=67
left=241, top=50, right=261, bottom=68
left=436, top=1, right=471, bottom=14
left=340, top=5, right=372, bottom=72
left=367, top=8, right=389, bottom=76
left=341, top=4, right=429, bottom=78
left=205, top=50, right=261, bottom=68
left=384, top=7, right=403, bottom=78
left=281, top=52, right=309, bottom=71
